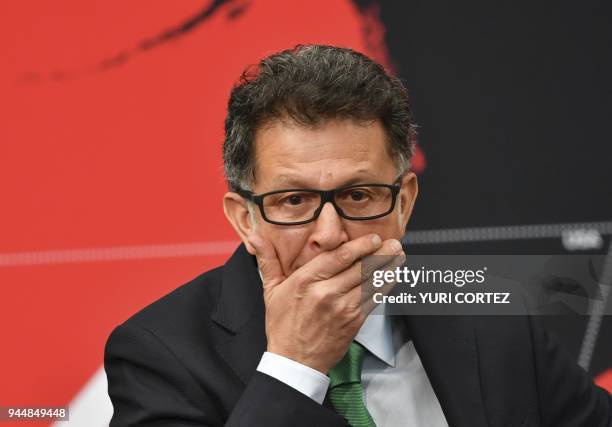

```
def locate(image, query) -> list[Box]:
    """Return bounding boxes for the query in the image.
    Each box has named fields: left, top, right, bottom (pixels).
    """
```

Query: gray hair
left=223, top=44, right=417, bottom=192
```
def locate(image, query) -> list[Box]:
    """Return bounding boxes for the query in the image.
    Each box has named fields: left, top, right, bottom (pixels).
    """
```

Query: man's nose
left=308, top=201, right=349, bottom=252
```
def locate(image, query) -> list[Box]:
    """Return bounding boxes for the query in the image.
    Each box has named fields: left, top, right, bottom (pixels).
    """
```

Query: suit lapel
left=404, top=315, right=488, bottom=427
left=211, top=244, right=267, bottom=385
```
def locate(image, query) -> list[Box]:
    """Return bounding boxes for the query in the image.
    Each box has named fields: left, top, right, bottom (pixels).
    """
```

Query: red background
left=0, top=0, right=376, bottom=422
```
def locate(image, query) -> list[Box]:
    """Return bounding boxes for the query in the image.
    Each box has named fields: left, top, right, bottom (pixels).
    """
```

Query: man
left=104, top=45, right=611, bottom=426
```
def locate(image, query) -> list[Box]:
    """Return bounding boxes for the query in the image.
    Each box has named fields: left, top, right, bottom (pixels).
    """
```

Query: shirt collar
left=355, top=313, right=396, bottom=367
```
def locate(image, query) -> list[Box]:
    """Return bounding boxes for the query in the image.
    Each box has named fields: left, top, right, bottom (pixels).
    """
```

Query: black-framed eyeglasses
left=236, top=177, right=402, bottom=225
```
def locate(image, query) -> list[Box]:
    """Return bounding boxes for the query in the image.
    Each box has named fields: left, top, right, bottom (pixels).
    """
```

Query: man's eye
left=350, top=191, right=366, bottom=201
left=285, top=195, right=303, bottom=205
left=345, top=190, right=370, bottom=202
left=277, top=193, right=312, bottom=206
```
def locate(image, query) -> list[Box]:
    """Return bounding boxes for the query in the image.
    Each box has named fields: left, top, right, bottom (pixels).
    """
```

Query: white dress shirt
left=256, top=292, right=449, bottom=426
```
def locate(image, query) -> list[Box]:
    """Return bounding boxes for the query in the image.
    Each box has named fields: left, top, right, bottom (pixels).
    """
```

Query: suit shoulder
left=117, top=265, right=224, bottom=335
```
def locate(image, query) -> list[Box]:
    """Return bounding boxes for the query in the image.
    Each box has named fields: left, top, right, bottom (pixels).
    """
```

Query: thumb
left=247, top=234, right=286, bottom=289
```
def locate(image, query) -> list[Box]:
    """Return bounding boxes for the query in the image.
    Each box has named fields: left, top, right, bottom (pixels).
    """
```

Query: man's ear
left=398, top=172, right=418, bottom=230
left=223, top=192, right=257, bottom=254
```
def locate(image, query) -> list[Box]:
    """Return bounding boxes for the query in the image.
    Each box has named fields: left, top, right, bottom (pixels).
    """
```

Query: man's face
left=225, top=118, right=418, bottom=277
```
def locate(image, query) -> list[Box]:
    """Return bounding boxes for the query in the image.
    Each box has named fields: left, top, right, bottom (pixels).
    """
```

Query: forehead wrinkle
left=254, top=119, right=382, bottom=167
left=265, top=138, right=375, bottom=165
left=265, top=142, right=372, bottom=167
left=253, top=118, right=393, bottom=190
left=271, top=162, right=376, bottom=188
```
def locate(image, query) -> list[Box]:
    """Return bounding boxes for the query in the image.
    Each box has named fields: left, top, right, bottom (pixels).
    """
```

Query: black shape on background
left=376, top=0, right=612, bottom=230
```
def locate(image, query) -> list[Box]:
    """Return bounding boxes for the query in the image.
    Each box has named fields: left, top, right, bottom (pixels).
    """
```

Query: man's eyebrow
left=273, top=170, right=377, bottom=188
left=271, top=174, right=311, bottom=189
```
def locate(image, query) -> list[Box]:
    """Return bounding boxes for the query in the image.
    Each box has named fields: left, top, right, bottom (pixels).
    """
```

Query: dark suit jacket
left=105, top=243, right=612, bottom=426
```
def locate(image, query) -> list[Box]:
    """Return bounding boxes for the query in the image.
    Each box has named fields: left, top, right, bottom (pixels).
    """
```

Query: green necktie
left=327, top=341, right=376, bottom=427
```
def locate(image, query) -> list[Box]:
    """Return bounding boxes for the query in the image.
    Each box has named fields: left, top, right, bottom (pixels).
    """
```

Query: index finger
left=298, top=234, right=384, bottom=282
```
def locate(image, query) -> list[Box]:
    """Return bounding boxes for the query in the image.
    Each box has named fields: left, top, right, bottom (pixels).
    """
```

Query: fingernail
left=371, top=234, right=382, bottom=246
left=391, top=239, right=403, bottom=253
